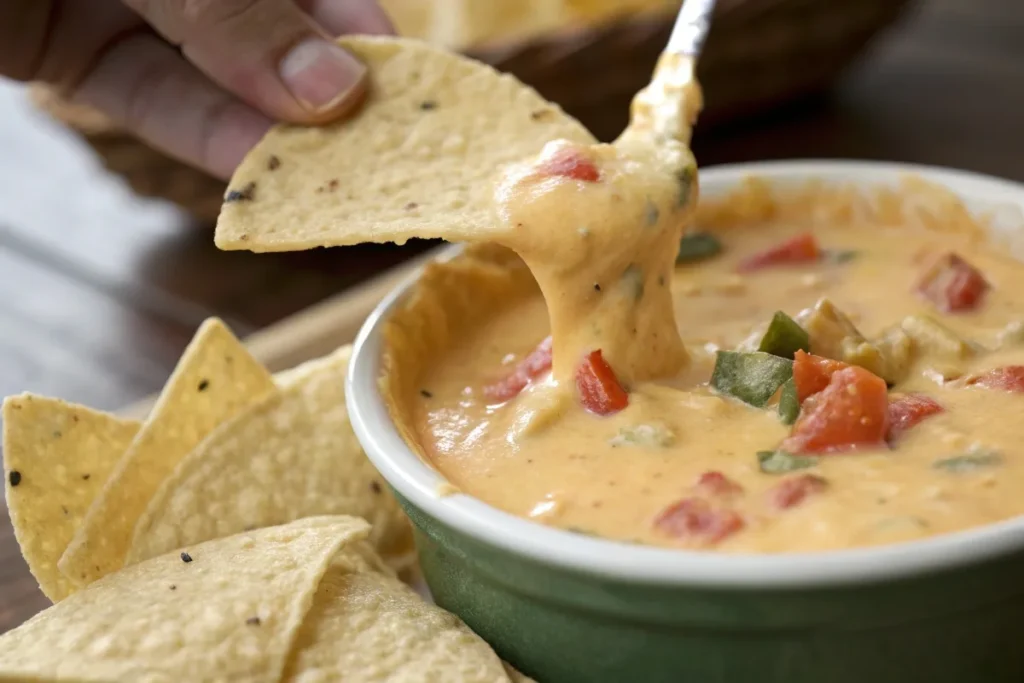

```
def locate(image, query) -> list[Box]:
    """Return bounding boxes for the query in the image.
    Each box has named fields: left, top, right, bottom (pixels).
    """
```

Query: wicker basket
left=31, top=0, right=915, bottom=225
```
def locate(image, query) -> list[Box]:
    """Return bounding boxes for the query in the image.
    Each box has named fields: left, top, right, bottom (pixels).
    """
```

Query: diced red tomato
left=767, top=474, right=828, bottom=510
left=482, top=336, right=553, bottom=403
left=915, top=252, right=990, bottom=313
left=653, top=497, right=745, bottom=545
left=886, top=394, right=944, bottom=441
left=966, top=366, right=1024, bottom=393
left=537, top=147, right=600, bottom=182
left=694, top=471, right=743, bottom=497
left=792, top=350, right=852, bottom=402
left=737, top=233, right=821, bottom=273
left=575, top=350, right=629, bottom=416
left=781, top=366, right=889, bottom=454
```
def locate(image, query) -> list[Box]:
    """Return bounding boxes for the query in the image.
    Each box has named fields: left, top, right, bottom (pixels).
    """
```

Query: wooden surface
left=1, top=0, right=1022, bottom=633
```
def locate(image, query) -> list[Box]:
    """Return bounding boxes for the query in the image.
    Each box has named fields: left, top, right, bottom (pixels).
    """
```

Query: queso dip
left=404, top=152, right=1024, bottom=553
left=211, top=36, right=1024, bottom=554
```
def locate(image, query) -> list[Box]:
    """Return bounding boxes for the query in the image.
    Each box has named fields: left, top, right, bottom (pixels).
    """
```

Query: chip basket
left=30, top=0, right=916, bottom=225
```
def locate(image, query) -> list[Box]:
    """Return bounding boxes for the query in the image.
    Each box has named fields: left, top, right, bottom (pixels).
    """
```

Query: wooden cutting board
left=120, top=247, right=441, bottom=419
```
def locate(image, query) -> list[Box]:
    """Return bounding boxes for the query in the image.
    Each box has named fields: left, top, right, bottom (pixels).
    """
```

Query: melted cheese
left=494, top=139, right=692, bottom=384
left=409, top=186, right=1024, bottom=552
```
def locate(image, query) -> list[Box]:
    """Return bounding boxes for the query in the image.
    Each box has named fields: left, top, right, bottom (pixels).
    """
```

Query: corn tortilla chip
left=273, top=351, right=346, bottom=389
left=503, top=664, right=537, bottom=683
left=0, top=669, right=120, bottom=682
left=59, top=318, right=277, bottom=589
left=281, top=543, right=516, bottom=682
left=2, top=396, right=139, bottom=602
left=126, top=346, right=412, bottom=567
left=215, top=36, right=594, bottom=253
left=0, top=360, right=332, bottom=603
left=0, top=517, right=370, bottom=682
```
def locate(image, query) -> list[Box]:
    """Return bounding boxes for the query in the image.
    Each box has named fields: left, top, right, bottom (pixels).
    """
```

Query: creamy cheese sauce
left=481, top=53, right=704, bottom=386
left=494, top=139, right=692, bottom=385
left=409, top=178, right=1024, bottom=552
left=389, top=50, right=1024, bottom=554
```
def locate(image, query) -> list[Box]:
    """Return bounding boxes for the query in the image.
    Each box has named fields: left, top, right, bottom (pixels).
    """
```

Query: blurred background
left=0, top=0, right=1021, bottom=628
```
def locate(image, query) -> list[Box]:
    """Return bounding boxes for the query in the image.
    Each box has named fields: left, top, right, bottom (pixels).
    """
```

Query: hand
left=0, top=0, right=393, bottom=179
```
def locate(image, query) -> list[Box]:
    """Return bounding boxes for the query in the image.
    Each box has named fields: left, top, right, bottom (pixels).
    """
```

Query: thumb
left=121, top=0, right=370, bottom=123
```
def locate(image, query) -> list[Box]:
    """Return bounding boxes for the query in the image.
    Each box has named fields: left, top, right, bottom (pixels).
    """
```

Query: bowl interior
left=347, top=160, right=1024, bottom=588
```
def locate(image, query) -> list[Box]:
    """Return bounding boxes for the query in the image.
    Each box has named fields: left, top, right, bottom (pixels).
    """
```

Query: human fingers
left=121, top=0, right=369, bottom=123
left=74, top=31, right=272, bottom=180
left=298, top=0, right=395, bottom=36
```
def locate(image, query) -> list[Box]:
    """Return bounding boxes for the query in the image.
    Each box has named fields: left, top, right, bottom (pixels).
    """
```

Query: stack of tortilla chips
left=1, top=320, right=529, bottom=681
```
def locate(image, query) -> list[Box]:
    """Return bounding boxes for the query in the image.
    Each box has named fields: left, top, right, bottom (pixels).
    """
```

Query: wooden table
left=0, top=0, right=1021, bottom=634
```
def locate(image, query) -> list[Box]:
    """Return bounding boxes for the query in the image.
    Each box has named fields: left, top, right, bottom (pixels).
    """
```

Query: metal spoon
left=618, top=0, right=717, bottom=146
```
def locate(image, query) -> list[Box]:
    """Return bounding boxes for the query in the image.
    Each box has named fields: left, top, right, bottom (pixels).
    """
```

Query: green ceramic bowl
left=347, top=161, right=1024, bottom=683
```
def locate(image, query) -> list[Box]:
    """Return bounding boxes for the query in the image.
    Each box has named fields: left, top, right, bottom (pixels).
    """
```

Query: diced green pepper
left=998, top=321, right=1024, bottom=347
left=711, top=351, right=794, bottom=408
left=822, top=249, right=858, bottom=264
left=758, top=450, right=819, bottom=475
left=872, top=516, right=930, bottom=533
left=609, top=423, right=675, bottom=448
left=566, top=526, right=601, bottom=538
left=676, top=165, right=696, bottom=208
left=676, top=232, right=722, bottom=264
left=933, top=451, right=1002, bottom=473
left=778, top=378, right=800, bottom=425
left=758, top=311, right=810, bottom=359
left=644, top=199, right=660, bottom=226
left=622, top=264, right=645, bottom=301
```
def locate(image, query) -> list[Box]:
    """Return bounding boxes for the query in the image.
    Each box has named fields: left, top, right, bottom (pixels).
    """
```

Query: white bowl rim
left=347, top=159, right=1024, bottom=589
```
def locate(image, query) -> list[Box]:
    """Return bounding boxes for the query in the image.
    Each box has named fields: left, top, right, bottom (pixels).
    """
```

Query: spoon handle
left=667, top=0, right=716, bottom=56
left=620, top=0, right=716, bottom=146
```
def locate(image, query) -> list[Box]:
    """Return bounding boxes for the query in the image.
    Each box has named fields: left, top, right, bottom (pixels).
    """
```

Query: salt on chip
left=2, top=396, right=139, bottom=601
left=59, top=318, right=277, bottom=589
left=126, top=346, right=412, bottom=567
left=215, top=35, right=594, bottom=253
left=0, top=517, right=370, bottom=682
left=280, top=542, right=516, bottom=682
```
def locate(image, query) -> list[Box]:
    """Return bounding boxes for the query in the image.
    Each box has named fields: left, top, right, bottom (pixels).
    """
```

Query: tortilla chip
left=273, top=351, right=345, bottom=389
left=59, top=318, right=277, bottom=589
left=0, top=517, right=370, bottom=682
left=503, top=663, right=537, bottom=683
left=280, top=542, right=514, bottom=682
left=215, top=36, right=594, bottom=253
left=2, top=396, right=139, bottom=602
left=0, top=669, right=119, bottom=682
left=0, top=356, right=343, bottom=603
left=125, top=346, right=412, bottom=567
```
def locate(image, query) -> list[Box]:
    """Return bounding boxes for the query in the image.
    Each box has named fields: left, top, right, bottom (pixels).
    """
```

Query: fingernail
left=280, top=38, right=365, bottom=112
